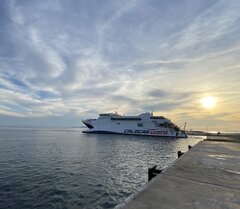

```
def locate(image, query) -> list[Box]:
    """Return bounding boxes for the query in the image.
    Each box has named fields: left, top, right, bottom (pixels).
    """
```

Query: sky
left=0, top=0, right=240, bottom=131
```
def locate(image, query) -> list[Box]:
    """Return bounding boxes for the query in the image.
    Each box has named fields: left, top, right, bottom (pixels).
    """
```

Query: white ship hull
left=82, top=112, right=187, bottom=138
left=82, top=128, right=186, bottom=138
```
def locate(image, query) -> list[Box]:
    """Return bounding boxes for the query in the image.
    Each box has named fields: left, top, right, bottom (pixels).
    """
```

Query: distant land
left=0, top=126, right=239, bottom=137
left=186, top=130, right=240, bottom=136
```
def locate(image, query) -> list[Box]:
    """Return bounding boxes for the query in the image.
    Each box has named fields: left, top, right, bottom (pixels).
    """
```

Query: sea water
left=0, top=127, right=203, bottom=209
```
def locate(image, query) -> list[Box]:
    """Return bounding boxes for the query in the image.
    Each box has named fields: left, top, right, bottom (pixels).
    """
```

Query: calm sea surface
left=0, top=127, right=203, bottom=209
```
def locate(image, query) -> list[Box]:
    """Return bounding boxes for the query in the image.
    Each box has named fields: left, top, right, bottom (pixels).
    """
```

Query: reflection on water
left=0, top=128, right=203, bottom=209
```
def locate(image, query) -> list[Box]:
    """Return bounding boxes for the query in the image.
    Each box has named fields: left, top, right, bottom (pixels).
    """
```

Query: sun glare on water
left=201, top=96, right=217, bottom=109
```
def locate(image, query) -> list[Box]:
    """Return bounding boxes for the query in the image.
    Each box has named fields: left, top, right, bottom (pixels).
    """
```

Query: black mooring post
left=148, top=167, right=155, bottom=182
left=148, top=165, right=162, bottom=181
left=188, top=145, right=192, bottom=150
left=177, top=151, right=184, bottom=158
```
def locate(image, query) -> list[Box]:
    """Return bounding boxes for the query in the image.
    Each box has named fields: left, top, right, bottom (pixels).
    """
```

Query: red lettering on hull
left=124, top=129, right=168, bottom=135
left=149, top=129, right=168, bottom=135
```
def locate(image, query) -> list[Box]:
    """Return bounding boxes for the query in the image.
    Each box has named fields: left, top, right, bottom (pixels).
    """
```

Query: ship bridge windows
left=99, top=114, right=111, bottom=116
left=152, top=120, right=165, bottom=127
left=137, top=123, right=143, bottom=127
left=111, top=118, right=141, bottom=121
left=150, top=116, right=165, bottom=119
left=157, top=123, right=165, bottom=127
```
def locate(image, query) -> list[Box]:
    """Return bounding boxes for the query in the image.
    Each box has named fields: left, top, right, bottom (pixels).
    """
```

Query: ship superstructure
left=82, top=112, right=187, bottom=138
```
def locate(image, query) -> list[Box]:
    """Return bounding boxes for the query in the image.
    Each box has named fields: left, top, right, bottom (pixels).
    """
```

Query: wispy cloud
left=0, top=0, right=239, bottom=130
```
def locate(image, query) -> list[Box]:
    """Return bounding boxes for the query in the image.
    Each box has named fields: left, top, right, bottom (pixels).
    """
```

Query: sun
left=201, top=96, right=217, bottom=109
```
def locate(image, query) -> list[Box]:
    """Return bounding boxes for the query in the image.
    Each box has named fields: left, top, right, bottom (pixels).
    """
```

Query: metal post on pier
left=148, top=165, right=162, bottom=181
left=177, top=151, right=185, bottom=158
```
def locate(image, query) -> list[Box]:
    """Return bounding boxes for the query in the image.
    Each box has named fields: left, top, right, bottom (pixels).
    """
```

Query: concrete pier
left=118, top=136, right=240, bottom=209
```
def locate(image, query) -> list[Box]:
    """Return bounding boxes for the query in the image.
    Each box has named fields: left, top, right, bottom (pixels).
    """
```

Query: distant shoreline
left=0, top=126, right=239, bottom=136
left=186, top=130, right=240, bottom=137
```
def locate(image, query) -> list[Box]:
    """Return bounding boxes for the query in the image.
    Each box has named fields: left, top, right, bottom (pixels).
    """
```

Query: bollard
left=188, top=145, right=192, bottom=150
left=177, top=151, right=185, bottom=158
left=148, top=165, right=162, bottom=181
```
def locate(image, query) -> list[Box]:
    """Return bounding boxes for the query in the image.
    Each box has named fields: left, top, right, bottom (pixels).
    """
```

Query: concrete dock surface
left=118, top=136, right=240, bottom=209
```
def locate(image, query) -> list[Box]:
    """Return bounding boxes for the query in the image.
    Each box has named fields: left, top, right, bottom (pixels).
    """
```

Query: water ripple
left=0, top=128, right=202, bottom=209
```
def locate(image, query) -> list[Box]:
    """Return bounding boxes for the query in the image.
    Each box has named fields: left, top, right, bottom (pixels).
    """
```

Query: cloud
left=0, top=0, right=239, bottom=130
left=148, top=89, right=168, bottom=98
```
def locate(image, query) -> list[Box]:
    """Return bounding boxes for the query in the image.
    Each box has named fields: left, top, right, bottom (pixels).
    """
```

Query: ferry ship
left=82, top=112, right=187, bottom=138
